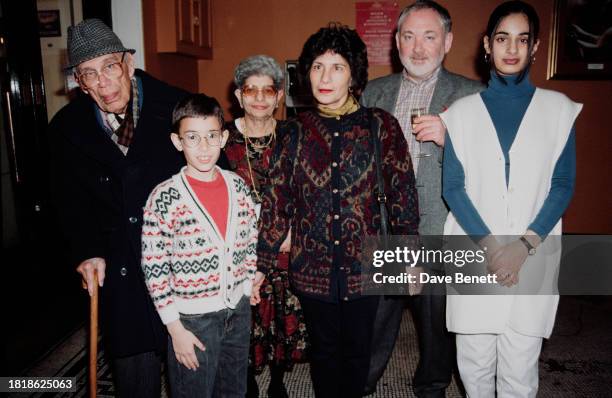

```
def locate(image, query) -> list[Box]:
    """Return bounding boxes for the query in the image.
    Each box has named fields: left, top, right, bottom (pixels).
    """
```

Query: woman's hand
left=279, top=228, right=292, bottom=253
left=251, top=271, right=266, bottom=305
left=480, top=235, right=503, bottom=271
left=167, top=320, right=205, bottom=370
left=489, top=240, right=529, bottom=287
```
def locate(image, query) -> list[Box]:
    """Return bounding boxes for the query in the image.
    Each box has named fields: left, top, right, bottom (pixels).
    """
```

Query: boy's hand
left=251, top=271, right=265, bottom=305
left=167, top=320, right=205, bottom=370
left=76, top=257, right=106, bottom=296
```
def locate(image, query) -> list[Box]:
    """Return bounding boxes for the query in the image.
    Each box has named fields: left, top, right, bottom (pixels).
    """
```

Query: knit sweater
left=141, top=166, right=258, bottom=324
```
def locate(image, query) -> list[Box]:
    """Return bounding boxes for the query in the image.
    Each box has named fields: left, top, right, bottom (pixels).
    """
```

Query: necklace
left=240, top=118, right=277, bottom=203
left=241, top=118, right=276, bottom=150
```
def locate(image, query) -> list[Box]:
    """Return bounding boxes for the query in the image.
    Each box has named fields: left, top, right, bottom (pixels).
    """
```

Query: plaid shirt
left=393, top=67, right=440, bottom=173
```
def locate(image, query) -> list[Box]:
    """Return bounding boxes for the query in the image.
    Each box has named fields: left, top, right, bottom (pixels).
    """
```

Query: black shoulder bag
left=369, top=110, right=391, bottom=241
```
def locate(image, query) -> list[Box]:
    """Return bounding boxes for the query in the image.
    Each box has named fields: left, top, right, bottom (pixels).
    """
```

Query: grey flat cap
left=66, top=18, right=135, bottom=69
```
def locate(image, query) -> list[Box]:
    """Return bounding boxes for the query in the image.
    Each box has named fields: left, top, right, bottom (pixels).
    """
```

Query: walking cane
left=89, top=272, right=98, bottom=398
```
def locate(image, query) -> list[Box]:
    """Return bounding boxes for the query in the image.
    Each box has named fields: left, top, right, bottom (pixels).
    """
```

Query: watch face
left=529, top=248, right=536, bottom=255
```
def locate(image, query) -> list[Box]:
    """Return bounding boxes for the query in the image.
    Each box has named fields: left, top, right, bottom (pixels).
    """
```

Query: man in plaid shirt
left=361, top=1, right=484, bottom=396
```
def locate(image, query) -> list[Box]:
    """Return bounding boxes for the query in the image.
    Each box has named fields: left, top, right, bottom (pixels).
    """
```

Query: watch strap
left=519, top=236, right=536, bottom=255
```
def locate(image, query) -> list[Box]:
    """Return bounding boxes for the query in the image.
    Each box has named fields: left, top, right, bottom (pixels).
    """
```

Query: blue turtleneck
left=443, top=71, right=576, bottom=238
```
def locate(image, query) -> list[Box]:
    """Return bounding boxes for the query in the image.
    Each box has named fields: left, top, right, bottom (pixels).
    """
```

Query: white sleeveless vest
left=440, top=88, right=582, bottom=337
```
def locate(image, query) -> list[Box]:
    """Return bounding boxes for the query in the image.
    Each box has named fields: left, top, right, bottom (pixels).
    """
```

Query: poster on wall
left=356, top=1, right=400, bottom=66
left=548, top=0, right=612, bottom=79
left=38, top=10, right=62, bottom=38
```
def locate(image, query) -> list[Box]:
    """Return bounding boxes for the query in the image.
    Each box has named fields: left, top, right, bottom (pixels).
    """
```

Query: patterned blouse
left=256, top=107, right=419, bottom=302
left=223, top=120, right=277, bottom=205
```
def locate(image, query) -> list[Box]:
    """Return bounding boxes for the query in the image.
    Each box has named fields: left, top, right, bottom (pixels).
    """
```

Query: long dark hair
left=485, top=0, right=539, bottom=84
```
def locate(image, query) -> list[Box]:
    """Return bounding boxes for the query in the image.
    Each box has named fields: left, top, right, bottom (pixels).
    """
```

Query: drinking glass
left=410, top=107, right=431, bottom=158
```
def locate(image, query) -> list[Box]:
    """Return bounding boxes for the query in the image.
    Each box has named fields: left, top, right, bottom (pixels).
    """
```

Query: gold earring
left=531, top=55, right=536, bottom=64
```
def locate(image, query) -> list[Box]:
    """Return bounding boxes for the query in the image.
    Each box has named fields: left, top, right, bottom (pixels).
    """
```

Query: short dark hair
left=485, top=0, right=540, bottom=84
left=171, top=94, right=224, bottom=133
left=298, top=22, right=368, bottom=95
left=397, top=1, right=452, bottom=33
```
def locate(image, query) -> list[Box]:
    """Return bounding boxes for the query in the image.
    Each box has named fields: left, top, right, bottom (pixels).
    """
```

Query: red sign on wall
left=356, top=1, right=400, bottom=66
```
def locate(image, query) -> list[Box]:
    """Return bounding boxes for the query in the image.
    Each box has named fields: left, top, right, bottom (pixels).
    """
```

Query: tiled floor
left=17, top=296, right=612, bottom=397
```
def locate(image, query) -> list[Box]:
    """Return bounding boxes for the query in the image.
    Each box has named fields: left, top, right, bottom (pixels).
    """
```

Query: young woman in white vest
left=439, top=1, right=582, bottom=396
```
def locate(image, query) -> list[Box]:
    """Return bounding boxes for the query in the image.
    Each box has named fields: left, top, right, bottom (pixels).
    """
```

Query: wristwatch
left=519, top=236, right=536, bottom=255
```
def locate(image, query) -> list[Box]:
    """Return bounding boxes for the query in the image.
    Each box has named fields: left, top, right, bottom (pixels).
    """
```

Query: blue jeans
left=167, top=296, right=251, bottom=398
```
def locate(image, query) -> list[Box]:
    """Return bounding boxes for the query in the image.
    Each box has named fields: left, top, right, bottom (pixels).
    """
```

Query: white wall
left=38, top=0, right=83, bottom=120
left=111, top=0, right=145, bottom=69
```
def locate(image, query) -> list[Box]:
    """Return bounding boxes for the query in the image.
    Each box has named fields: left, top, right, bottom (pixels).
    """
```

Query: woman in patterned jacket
left=253, top=24, right=419, bottom=397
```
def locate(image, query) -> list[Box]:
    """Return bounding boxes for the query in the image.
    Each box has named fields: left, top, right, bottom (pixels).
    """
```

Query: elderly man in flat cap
left=48, top=19, right=203, bottom=397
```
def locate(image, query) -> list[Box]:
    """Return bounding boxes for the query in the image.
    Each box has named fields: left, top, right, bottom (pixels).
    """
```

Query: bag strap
left=369, top=110, right=389, bottom=238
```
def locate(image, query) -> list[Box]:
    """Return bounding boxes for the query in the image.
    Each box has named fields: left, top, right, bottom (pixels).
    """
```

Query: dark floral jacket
left=256, top=106, right=419, bottom=302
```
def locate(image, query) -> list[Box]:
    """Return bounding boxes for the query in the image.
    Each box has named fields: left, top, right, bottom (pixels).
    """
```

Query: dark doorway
left=1, top=0, right=86, bottom=375
left=82, top=0, right=112, bottom=28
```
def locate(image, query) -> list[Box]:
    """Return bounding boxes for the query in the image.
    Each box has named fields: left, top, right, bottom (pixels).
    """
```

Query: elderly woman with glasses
left=224, top=54, right=308, bottom=398
left=253, top=25, right=419, bottom=396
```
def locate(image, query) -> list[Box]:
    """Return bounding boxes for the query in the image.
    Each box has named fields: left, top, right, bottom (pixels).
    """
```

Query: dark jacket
left=256, top=107, right=419, bottom=303
left=48, top=70, right=187, bottom=358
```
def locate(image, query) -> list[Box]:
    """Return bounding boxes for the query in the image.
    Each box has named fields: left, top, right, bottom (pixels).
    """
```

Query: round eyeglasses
left=180, top=131, right=223, bottom=148
left=241, top=84, right=278, bottom=98
left=77, top=52, right=126, bottom=88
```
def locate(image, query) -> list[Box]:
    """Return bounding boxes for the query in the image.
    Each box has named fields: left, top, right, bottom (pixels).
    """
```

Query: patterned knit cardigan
left=141, top=167, right=258, bottom=324
left=256, top=107, right=419, bottom=302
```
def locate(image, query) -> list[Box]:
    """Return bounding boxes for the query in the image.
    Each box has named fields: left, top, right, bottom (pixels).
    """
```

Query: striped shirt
left=393, top=67, right=440, bottom=173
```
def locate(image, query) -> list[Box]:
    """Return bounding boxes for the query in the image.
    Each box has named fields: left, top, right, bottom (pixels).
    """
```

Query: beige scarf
left=317, top=94, right=360, bottom=118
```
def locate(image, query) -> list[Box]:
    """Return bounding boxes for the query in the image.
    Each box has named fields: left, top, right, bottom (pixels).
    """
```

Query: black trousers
left=366, top=281, right=453, bottom=397
left=365, top=296, right=405, bottom=394
left=111, top=351, right=162, bottom=398
left=299, top=295, right=379, bottom=398
left=409, top=291, right=454, bottom=398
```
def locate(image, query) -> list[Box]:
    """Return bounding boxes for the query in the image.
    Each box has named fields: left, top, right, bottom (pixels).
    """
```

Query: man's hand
left=76, top=257, right=106, bottom=296
left=406, top=266, right=424, bottom=296
left=167, top=320, right=205, bottom=370
left=251, top=271, right=266, bottom=305
left=279, top=228, right=291, bottom=253
left=413, top=115, right=446, bottom=147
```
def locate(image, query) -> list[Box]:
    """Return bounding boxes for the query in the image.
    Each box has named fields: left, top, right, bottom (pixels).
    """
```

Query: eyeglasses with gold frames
left=241, top=84, right=278, bottom=98
left=77, top=52, right=126, bottom=88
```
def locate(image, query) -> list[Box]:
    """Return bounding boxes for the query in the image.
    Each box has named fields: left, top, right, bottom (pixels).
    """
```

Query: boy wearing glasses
left=141, top=94, right=259, bottom=397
